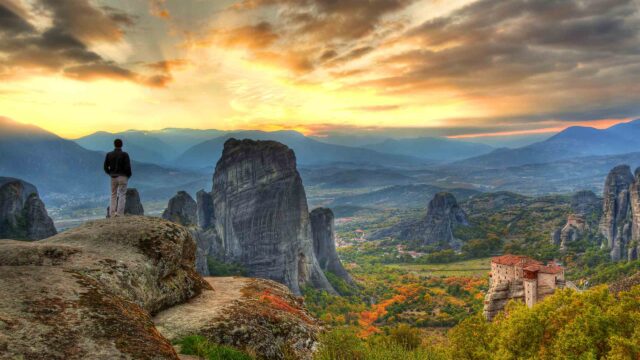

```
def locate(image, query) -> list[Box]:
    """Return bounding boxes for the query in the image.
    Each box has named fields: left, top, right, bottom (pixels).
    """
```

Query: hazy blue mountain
left=312, top=132, right=547, bottom=149
left=329, top=184, right=480, bottom=209
left=0, top=118, right=208, bottom=202
left=175, top=130, right=427, bottom=170
left=301, top=168, right=415, bottom=188
left=75, top=128, right=228, bottom=164
left=456, top=119, right=640, bottom=168
left=360, top=137, right=494, bottom=161
left=75, top=130, right=174, bottom=165
left=452, top=133, right=552, bottom=149
left=436, top=151, right=640, bottom=196
left=310, top=134, right=389, bottom=147
left=144, top=128, right=228, bottom=153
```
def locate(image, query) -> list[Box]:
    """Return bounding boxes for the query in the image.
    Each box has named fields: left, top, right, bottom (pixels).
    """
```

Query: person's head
left=114, top=139, right=123, bottom=149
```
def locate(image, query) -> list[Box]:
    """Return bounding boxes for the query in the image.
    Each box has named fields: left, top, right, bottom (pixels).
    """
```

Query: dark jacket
left=104, top=149, right=132, bottom=178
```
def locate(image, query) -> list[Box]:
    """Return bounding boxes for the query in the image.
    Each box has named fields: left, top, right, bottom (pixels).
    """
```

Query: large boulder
left=0, top=216, right=209, bottom=359
left=162, top=191, right=197, bottom=226
left=310, top=207, right=354, bottom=285
left=106, top=188, right=144, bottom=217
left=0, top=177, right=56, bottom=240
left=599, top=165, right=635, bottom=261
left=212, top=139, right=335, bottom=295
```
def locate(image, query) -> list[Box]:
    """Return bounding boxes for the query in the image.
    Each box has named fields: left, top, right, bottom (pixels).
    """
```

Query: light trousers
left=110, top=176, right=128, bottom=217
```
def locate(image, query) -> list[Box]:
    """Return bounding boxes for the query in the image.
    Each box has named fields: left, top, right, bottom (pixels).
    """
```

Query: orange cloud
left=150, top=0, right=170, bottom=19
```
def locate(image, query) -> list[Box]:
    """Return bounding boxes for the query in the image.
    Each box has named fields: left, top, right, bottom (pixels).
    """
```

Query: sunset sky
left=1, top=0, right=639, bottom=139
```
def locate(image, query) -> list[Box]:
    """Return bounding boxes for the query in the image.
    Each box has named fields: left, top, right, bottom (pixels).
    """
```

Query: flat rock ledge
left=154, top=277, right=321, bottom=360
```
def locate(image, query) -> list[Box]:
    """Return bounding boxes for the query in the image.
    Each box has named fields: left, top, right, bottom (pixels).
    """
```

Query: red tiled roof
left=491, top=254, right=541, bottom=267
left=523, top=263, right=564, bottom=274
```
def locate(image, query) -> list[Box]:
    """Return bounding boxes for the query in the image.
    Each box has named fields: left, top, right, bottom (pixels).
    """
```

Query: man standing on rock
left=104, top=139, right=132, bottom=217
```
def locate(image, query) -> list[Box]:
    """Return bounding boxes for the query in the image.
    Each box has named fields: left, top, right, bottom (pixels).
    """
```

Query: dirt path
left=153, top=277, right=249, bottom=341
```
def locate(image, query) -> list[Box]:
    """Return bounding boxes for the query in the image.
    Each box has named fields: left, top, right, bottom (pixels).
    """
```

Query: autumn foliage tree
left=447, top=286, right=640, bottom=359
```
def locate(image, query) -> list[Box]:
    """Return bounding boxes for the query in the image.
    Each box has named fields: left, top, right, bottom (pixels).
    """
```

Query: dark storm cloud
left=0, top=0, right=169, bottom=87
left=320, top=0, right=640, bottom=123
left=359, top=0, right=640, bottom=92
left=0, top=1, right=34, bottom=34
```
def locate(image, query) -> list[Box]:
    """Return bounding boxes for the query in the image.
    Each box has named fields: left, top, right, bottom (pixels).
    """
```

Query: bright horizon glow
left=1, top=0, right=639, bottom=140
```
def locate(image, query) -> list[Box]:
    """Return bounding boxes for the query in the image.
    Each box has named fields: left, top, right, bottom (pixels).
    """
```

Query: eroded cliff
left=0, top=177, right=56, bottom=240
left=212, top=139, right=335, bottom=295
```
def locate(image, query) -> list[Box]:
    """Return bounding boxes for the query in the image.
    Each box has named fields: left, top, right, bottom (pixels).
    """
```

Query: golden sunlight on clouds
left=0, top=0, right=639, bottom=138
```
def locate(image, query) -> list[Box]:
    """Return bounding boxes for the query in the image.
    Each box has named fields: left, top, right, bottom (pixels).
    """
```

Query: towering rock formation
left=106, top=188, right=144, bottom=217
left=196, top=190, right=215, bottom=229
left=551, top=190, right=601, bottom=249
left=370, top=192, right=468, bottom=248
left=0, top=177, right=56, bottom=240
left=212, top=139, right=335, bottom=295
left=629, top=168, right=640, bottom=260
left=162, top=191, right=197, bottom=226
left=599, top=165, right=635, bottom=261
left=310, top=207, right=354, bottom=285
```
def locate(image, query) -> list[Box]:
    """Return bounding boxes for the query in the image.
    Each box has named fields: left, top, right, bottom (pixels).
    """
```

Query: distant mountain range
left=456, top=119, right=640, bottom=168
left=75, top=129, right=500, bottom=168
left=174, top=130, right=427, bottom=170
left=0, top=118, right=208, bottom=203
left=360, top=137, right=494, bottom=161
left=74, top=128, right=227, bottom=165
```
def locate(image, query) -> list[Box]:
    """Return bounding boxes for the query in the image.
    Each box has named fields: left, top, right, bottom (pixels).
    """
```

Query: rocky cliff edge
left=0, top=216, right=320, bottom=360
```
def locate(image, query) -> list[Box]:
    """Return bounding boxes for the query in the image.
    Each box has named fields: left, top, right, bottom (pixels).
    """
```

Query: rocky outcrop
left=0, top=216, right=207, bottom=359
left=551, top=190, right=601, bottom=249
left=162, top=191, right=197, bottom=226
left=106, top=188, right=144, bottom=217
left=629, top=168, right=640, bottom=260
left=598, top=165, right=640, bottom=261
left=154, top=277, right=320, bottom=360
left=212, top=139, right=335, bottom=295
left=483, top=280, right=524, bottom=321
left=0, top=177, right=56, bottom=240
left=310, top=207, right=354, bottom=285
left=370, top=192, right=469, bottom=248
left=483, top=279, right=558, bottom=321
left=0, top=216, right=321, bottom=360
left=163, top=190, right=219, bottom=275
left=196, top=190, right=215, bottom=229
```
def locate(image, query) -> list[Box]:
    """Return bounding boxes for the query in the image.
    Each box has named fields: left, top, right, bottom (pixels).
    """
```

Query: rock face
left=599, top=165, right=636, bottom=261
left=0, top=177, right=56, bottom=240
left=196, top=190, right=215, bottom=229
left=154, top=277, right=321, bottom=360
left=162, top=190, right=218, bottom=274
left=629, top=168, right=640, bottom=260
left=162, top=191, right=197, bottom=226
left=0, top=216, right=208, bottom=359
left=551, top=190, right=601, bottom=249
left=212, top=139, right=335, bottom=295
left=310, top=207, right=354, bottom=285
left=371, top=192, right=469, bottom=248
left=484, top=280, right=525, bottom=320
left=106, top=188, right=144, bottom=217
left=0, top=216, right=319, bottom=359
